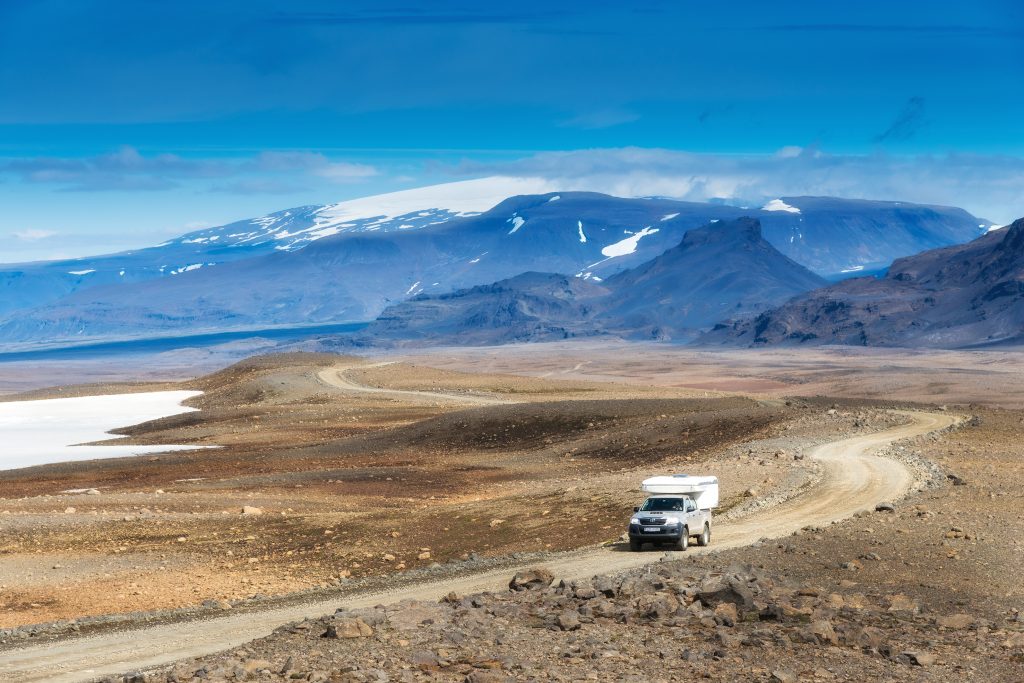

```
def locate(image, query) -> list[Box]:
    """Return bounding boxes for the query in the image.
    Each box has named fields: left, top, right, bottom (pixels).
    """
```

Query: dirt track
left=0, top=410, right=955, bottom=683
left=316, top=364, right=512, bottom=405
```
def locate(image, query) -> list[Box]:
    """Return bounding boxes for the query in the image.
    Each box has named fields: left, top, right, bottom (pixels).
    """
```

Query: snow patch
left=840, top=265, right=865, bottom=273
left=170, top=263, right=204, bottom=275
left=762, top=199, right=801, bottom=214
left=406, top=281, right=421, bottom=295
left=547, top=195, right=561, bottom=202
left=67, top=269, right=95, bottom=276
left=0, top=391, right=207, bottom=471
left=316, top=176, right=555, bottom=232
left=508, top=215, right=526, bottom=234
left=577, top=220, right=587, bottom=243
left=600, top=227, right=660, bottom=258
left=986, top=224, right=1005, bottom=233
left=660, top=213, right=679, bottom=222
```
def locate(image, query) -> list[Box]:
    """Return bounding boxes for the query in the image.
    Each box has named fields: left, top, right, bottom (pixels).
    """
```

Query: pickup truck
left=627, top=494, right=712, bottom=551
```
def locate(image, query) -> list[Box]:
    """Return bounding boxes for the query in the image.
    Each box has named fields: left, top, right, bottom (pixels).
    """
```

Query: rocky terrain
left=79, top=399, right=1024, bottom=683
left=143, top=556, right=1023, bottom=683
left=704, top=218, right=1024, bottom=348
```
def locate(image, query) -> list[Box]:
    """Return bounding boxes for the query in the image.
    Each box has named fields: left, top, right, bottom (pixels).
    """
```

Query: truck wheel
left=629, top=539, right=642, bottom=552
left=697, top=523, right=710, bottom=547
left=676, top=527, right=689, bottom=551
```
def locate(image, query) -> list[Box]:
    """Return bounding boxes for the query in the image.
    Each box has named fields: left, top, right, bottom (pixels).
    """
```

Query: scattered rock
left=874, top=502, right=895, bottom=512
left=936, top=613, right=974, bottom=629
left=241, top=506, right=263, bottom=516
left=885, top=594, right=920, bottom=614
left=903, top=651, right=937, bottom=667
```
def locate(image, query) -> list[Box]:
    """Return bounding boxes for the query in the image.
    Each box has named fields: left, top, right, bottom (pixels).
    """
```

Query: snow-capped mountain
left=0, top=177, right=555, bottom=318
left=0, top=179, right=990, bottom=349
left=166, top=177, right=557, bottom=252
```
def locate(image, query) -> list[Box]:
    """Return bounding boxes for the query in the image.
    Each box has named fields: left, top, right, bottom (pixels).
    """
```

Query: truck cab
left=627, top=475, right=717, bottom=551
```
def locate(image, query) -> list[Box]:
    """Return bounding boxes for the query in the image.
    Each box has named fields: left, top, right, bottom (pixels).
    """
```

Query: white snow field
left=0, top=390, right=205, bottom=471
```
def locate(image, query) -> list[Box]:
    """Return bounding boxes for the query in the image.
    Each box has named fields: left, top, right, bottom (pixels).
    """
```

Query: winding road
left=0, top=397, right=955, bottom=681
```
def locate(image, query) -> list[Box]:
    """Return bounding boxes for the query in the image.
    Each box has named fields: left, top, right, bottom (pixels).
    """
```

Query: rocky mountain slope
left=365, top=217, right=827, bottom=344
left=702, top=217, right=1024, bottom=348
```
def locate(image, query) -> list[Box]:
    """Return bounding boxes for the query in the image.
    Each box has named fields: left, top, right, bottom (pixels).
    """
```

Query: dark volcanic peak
left=599, top=217, right=827, bottom=339
left=677, top=215, right=763, bottom=247
left=703, top=216, right=1024, bottom=349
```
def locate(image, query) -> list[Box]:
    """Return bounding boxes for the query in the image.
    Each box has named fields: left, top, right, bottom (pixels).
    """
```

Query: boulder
left=323, top=617, right=373, bottom=639
left=509, top=568, right=554, bottom=591
left=556, top=611, right=581, bottom=631
left=808, top=619, right=838, bottom=646
left=696, top=579, right=755, bottom=610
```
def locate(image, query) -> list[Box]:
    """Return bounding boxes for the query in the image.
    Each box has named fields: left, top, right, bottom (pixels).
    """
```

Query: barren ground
left=0, top=342, right=1020, bottom=682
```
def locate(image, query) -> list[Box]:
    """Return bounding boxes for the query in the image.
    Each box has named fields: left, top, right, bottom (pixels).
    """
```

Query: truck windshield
left=639, top=497, right=685, bottom=512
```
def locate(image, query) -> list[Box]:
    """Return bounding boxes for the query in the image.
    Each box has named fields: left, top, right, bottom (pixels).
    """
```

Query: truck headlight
left=663, top=516, right=681, bottom=525
left=630, top=518, right=640, bottom=525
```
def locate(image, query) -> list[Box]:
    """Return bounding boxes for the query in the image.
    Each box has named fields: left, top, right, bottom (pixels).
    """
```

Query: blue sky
left=1, top=0, right=1022, bottom=260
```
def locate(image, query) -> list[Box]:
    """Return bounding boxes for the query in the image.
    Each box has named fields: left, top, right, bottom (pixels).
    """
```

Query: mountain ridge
left=362, top=217, right=828, bottom=345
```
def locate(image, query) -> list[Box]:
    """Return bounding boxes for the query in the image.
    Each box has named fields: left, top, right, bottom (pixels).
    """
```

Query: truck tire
left=697, top=523, right=710, bottom=547
left=629, top=539, right=642, bottom=552
left=676, top=527, right=689, bottom=551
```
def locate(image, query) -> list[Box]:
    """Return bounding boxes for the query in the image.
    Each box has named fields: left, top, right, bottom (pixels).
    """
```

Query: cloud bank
left=0, top=147, right=379, bottom=193
left=449, top=147, right=1024, bottom=223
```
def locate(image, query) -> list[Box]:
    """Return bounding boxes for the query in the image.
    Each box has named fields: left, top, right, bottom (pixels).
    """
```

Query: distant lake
left=0, top=321, right=369, bottom=363
left=0, top=390, right=205, bottom=471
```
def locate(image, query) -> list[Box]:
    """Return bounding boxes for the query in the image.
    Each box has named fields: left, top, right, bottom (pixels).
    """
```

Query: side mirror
left=633, top=506, right=639, bottom=512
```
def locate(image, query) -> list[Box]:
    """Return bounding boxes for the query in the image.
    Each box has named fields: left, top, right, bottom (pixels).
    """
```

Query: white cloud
left=13, top=229, right=57, bottom=241
left=774, top=145, right=804, bottom=159
left=313, top=162, right=379, bottom=182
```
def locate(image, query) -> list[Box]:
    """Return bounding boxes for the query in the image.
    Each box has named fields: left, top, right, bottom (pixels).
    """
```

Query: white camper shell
left=641, top=475, right=719, bottom=510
